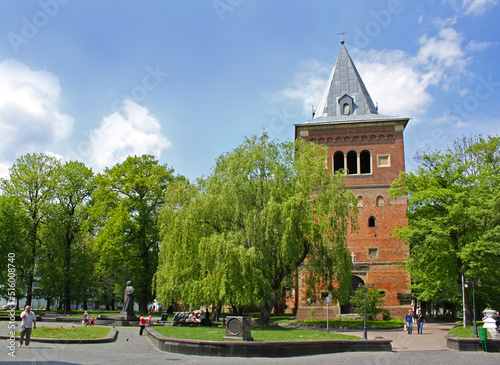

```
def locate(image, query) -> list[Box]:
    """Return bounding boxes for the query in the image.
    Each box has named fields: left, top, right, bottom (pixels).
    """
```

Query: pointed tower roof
left=297, top=42, right=409, bottom=126
left=316, top=42, right=378, bottom=117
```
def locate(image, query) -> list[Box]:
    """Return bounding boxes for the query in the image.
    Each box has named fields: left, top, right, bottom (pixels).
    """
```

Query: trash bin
left=161, top=313, right=168, bottom=323
left=478, top=328, right=488, bottom=352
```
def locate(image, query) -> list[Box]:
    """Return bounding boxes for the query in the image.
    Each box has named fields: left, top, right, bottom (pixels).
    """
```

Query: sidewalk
left=339, top=322, right=456, bottom=352
left=2, top=321, right=500, bottom=365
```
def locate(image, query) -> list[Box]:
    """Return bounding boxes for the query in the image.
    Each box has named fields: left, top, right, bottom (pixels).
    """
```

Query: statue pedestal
left=112, top=312, right=138, bottom=326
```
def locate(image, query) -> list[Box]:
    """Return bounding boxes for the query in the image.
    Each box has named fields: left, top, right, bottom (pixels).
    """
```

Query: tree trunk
left=64, top=231, right=72, bottom=314
left=46, top=297, right=51, bottom=311
left=257, top=302, right=274, bottom=326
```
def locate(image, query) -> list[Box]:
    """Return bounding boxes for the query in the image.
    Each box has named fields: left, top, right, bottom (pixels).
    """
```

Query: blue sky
left=0, top=0, right=499, bottom=181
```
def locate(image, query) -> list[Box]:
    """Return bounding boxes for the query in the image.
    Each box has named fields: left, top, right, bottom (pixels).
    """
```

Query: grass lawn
left=153, top=325, right=360, bottom=341
left=16, top=326, right=110, bottom=339
left=448, top=322, right=492, bottom=338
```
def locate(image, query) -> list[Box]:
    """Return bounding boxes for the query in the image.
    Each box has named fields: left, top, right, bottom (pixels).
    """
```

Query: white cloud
left=271, top=60, right=330, bottom=116
left=462, top=0, right=498, bottom=15
left=0, top=59, right=74, bottom=165
left=465, top=40, right=497, bottom=52
left=89, top=99, right=171, bottom=170
left=353, top=49, right=435, bottom=118
left=417, top=27, right=468, bottom=70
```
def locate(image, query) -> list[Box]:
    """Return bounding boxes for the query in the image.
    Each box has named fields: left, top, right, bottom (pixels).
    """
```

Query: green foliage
left=0, top=195, right=30, bottom=302
left=381, top=309, right=392, bottom=321
left=390, top=135, right=500, bottom=324
left=1, top=153, right=61, bottom=305
left=448, top=322, right=491, bottom=338
left=37, top=161, right=95, bottom=309
left=156, top=134, right=356, bottom=324
left=350, top=286, right=385, bottom=320
left=91, top=155, right=177, bottom=312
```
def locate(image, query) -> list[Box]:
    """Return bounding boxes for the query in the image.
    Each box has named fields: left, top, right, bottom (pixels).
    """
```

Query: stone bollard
left=482, top=310, right=497, bottom=337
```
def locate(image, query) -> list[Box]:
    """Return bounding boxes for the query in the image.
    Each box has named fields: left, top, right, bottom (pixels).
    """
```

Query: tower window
left=347, top=151, right=357, bottom=174
left=376, top=196, right=385, bottom=207
left=368, top=248, right=379, bottom=259
left=368, top=216, right=376, bottom=227
left=357, top=196, right=363, bottom=207
left=360, top=150, right=371, bottom=174
left=343, top=103, right=350, bottom=115
left=334, top=151, right=345, bottom=173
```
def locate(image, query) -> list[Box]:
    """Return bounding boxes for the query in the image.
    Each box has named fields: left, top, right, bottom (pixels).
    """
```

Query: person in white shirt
left=19, top=305, right=36, bottom=348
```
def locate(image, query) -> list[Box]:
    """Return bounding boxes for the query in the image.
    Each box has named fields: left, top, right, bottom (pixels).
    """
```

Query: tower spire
left=314, top=42, right=378, bottom=119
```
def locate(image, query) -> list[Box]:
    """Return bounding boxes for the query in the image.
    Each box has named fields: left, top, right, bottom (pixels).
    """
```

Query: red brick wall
left=294, top=120, right=411, bottom=320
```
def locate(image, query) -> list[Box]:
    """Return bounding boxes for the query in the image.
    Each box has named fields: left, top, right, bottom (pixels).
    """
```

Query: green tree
left=350, top=286, right=385, bottom=321
left=390, top=136, right=500, bottom=324
left=0, top=196, right=30, bottom=308
left=37, top=161, right=95, bottom=310
left=91, top=155, right=176, bottom=313
left=1, top=153, right=61, bottom=306
left=156, top=134, right=356, bottom=325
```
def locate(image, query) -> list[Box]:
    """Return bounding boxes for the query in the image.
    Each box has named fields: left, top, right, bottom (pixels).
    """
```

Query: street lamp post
left=363, top=285, right=367, bottom=340
left=465, top=278, right=481, bottom=338
left=460, top=269, right=466, bottom=328
left=358, top=283, right=373, bottom=340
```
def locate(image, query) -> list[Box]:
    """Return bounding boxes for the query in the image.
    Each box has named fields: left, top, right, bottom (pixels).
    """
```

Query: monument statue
left=123, top=281, right=135, bottom=313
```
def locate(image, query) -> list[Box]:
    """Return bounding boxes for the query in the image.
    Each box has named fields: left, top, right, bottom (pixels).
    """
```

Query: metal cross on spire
left=337, top=29, right=347, bottom=44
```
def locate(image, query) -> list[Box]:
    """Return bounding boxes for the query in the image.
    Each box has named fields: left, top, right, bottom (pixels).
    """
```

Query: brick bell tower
left=293, top=42, right=411, bottom=320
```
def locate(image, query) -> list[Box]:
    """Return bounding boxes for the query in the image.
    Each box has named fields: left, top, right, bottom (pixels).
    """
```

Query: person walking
left=416, top=310, right=425, bottom=334
left=405, top=310, right=414, bottom=335
left=19, top=305, right=36, bottom=348
left=139, top=313, right=147, bottom=335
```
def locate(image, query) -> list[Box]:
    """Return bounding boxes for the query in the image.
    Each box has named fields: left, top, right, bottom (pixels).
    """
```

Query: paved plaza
left=1, top=322, right=499, bottom=364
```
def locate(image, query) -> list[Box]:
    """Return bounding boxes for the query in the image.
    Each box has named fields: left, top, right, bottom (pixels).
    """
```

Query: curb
left=145, top=326, right=393, bottom=357
left=446, top=335, right=500, bottom=352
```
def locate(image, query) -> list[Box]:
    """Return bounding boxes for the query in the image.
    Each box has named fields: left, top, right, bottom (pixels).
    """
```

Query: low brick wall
left=447, top=335, right=500, bottom=352
left=146, top=327, right=392, bottom=357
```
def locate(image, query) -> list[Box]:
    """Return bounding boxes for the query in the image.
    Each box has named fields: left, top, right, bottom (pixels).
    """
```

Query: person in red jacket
left=139, top=313, right=147, bottom=335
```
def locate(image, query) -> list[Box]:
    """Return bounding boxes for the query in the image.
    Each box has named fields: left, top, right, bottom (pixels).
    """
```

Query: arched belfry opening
left=334, top=151, right=345, bottom=173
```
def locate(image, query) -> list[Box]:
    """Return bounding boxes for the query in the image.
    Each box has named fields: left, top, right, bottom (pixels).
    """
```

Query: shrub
left=350, top=286, right=385, bottom=321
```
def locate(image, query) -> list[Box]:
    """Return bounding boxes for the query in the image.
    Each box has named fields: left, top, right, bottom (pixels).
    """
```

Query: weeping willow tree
left=156, top=134, right=356, bottom=324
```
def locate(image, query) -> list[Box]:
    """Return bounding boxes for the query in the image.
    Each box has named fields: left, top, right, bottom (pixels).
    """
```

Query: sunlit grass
left=448, top=322, right=492, bottom=338
left=16, top=326, right=110, bottom=339
left=153, top=325, right=360, bottom=341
